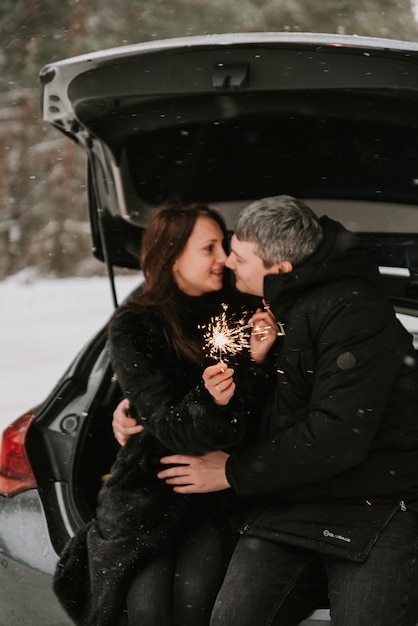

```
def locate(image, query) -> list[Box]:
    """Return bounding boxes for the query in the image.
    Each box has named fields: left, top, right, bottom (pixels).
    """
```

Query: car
left=1, top=31, right=418, bottom=625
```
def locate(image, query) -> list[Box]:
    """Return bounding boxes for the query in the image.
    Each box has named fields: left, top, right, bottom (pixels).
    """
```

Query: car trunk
left=40, top=33, right=418, bottom=269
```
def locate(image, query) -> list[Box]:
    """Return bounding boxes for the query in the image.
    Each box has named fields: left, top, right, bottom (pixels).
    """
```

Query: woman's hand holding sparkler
left=250, top=301, right=282, bottom=363
left=203, top=362, right=236, bottom=406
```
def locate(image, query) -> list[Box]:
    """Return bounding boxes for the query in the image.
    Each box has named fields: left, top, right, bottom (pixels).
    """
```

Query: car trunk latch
left=212, top=63, right=249, bottom=91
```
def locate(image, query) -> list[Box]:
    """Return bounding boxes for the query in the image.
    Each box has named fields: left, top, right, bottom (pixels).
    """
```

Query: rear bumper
left=0, top=489, right=72, bottom=625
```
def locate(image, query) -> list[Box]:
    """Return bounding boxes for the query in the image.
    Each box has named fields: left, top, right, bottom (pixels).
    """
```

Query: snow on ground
left=0, top=272, right=139, bottom=432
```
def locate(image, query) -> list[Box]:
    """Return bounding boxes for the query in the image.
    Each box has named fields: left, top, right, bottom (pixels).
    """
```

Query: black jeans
left=127, top=516, right=226, bottom=626
left=210, top=510, right=418, bottom=626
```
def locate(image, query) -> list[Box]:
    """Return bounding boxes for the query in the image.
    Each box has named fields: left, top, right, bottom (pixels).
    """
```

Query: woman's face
left=173, top=216, right=227, bottom=296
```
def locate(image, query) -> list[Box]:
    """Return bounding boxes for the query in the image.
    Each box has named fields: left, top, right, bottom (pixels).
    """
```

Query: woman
left=53, top=202, right=268, bottom=626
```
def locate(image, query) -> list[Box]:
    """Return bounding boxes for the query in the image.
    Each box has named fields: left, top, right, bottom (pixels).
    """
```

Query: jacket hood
left=264, top=216, right=383, bottom=318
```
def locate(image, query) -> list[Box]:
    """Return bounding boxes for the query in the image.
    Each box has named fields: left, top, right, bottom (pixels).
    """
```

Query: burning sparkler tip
left=202, top=305, right=252, bottom=363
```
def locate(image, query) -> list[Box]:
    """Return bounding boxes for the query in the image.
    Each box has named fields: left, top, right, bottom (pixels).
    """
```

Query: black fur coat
left=53, top=289, right=258, bottom=625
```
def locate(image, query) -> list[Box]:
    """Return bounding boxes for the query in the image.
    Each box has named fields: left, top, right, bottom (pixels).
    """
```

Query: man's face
left=225, top=235, right=271, bottom=297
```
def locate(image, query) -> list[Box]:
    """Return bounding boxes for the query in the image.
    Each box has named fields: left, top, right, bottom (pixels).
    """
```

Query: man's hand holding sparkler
left=250, top=300, right=282, bottom=363
left=203, top=362, right=236, bottom=406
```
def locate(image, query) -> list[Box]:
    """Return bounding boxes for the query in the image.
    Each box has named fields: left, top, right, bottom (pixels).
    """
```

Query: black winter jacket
left=53, top=288, right=256, bottom=626
left=226, top=216, right=418, bottom=562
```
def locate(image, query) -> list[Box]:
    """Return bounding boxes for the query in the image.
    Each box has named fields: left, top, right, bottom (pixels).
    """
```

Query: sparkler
left=201, top=304, right=252, bottom=363
left=201, top=301, right=285, bottom=363
left=262, top=299, right=285, bottom=337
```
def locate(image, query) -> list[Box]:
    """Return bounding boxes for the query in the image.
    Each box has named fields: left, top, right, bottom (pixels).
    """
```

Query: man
left=116, top=196, right=418, bottom=625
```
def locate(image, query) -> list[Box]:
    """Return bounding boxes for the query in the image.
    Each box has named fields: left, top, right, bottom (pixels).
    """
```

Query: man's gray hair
left=234, top=195, right=323, bottom=268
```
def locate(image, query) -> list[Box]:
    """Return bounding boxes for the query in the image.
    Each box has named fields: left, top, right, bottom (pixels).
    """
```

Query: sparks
left=263, top=299, right=285, bottom=336
left=201, top=304, right=252, bottom=363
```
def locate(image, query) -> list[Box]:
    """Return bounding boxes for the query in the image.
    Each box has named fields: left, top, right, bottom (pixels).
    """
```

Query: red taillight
left=0, top=411, right=38, bottom=497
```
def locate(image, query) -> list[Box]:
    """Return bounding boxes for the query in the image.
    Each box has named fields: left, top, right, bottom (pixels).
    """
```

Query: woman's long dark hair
left=128, top=202, right=228, bottom=363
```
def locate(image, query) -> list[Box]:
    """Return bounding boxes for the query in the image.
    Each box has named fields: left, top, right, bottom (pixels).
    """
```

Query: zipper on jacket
left=400, top=500, right=407, bottom=511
